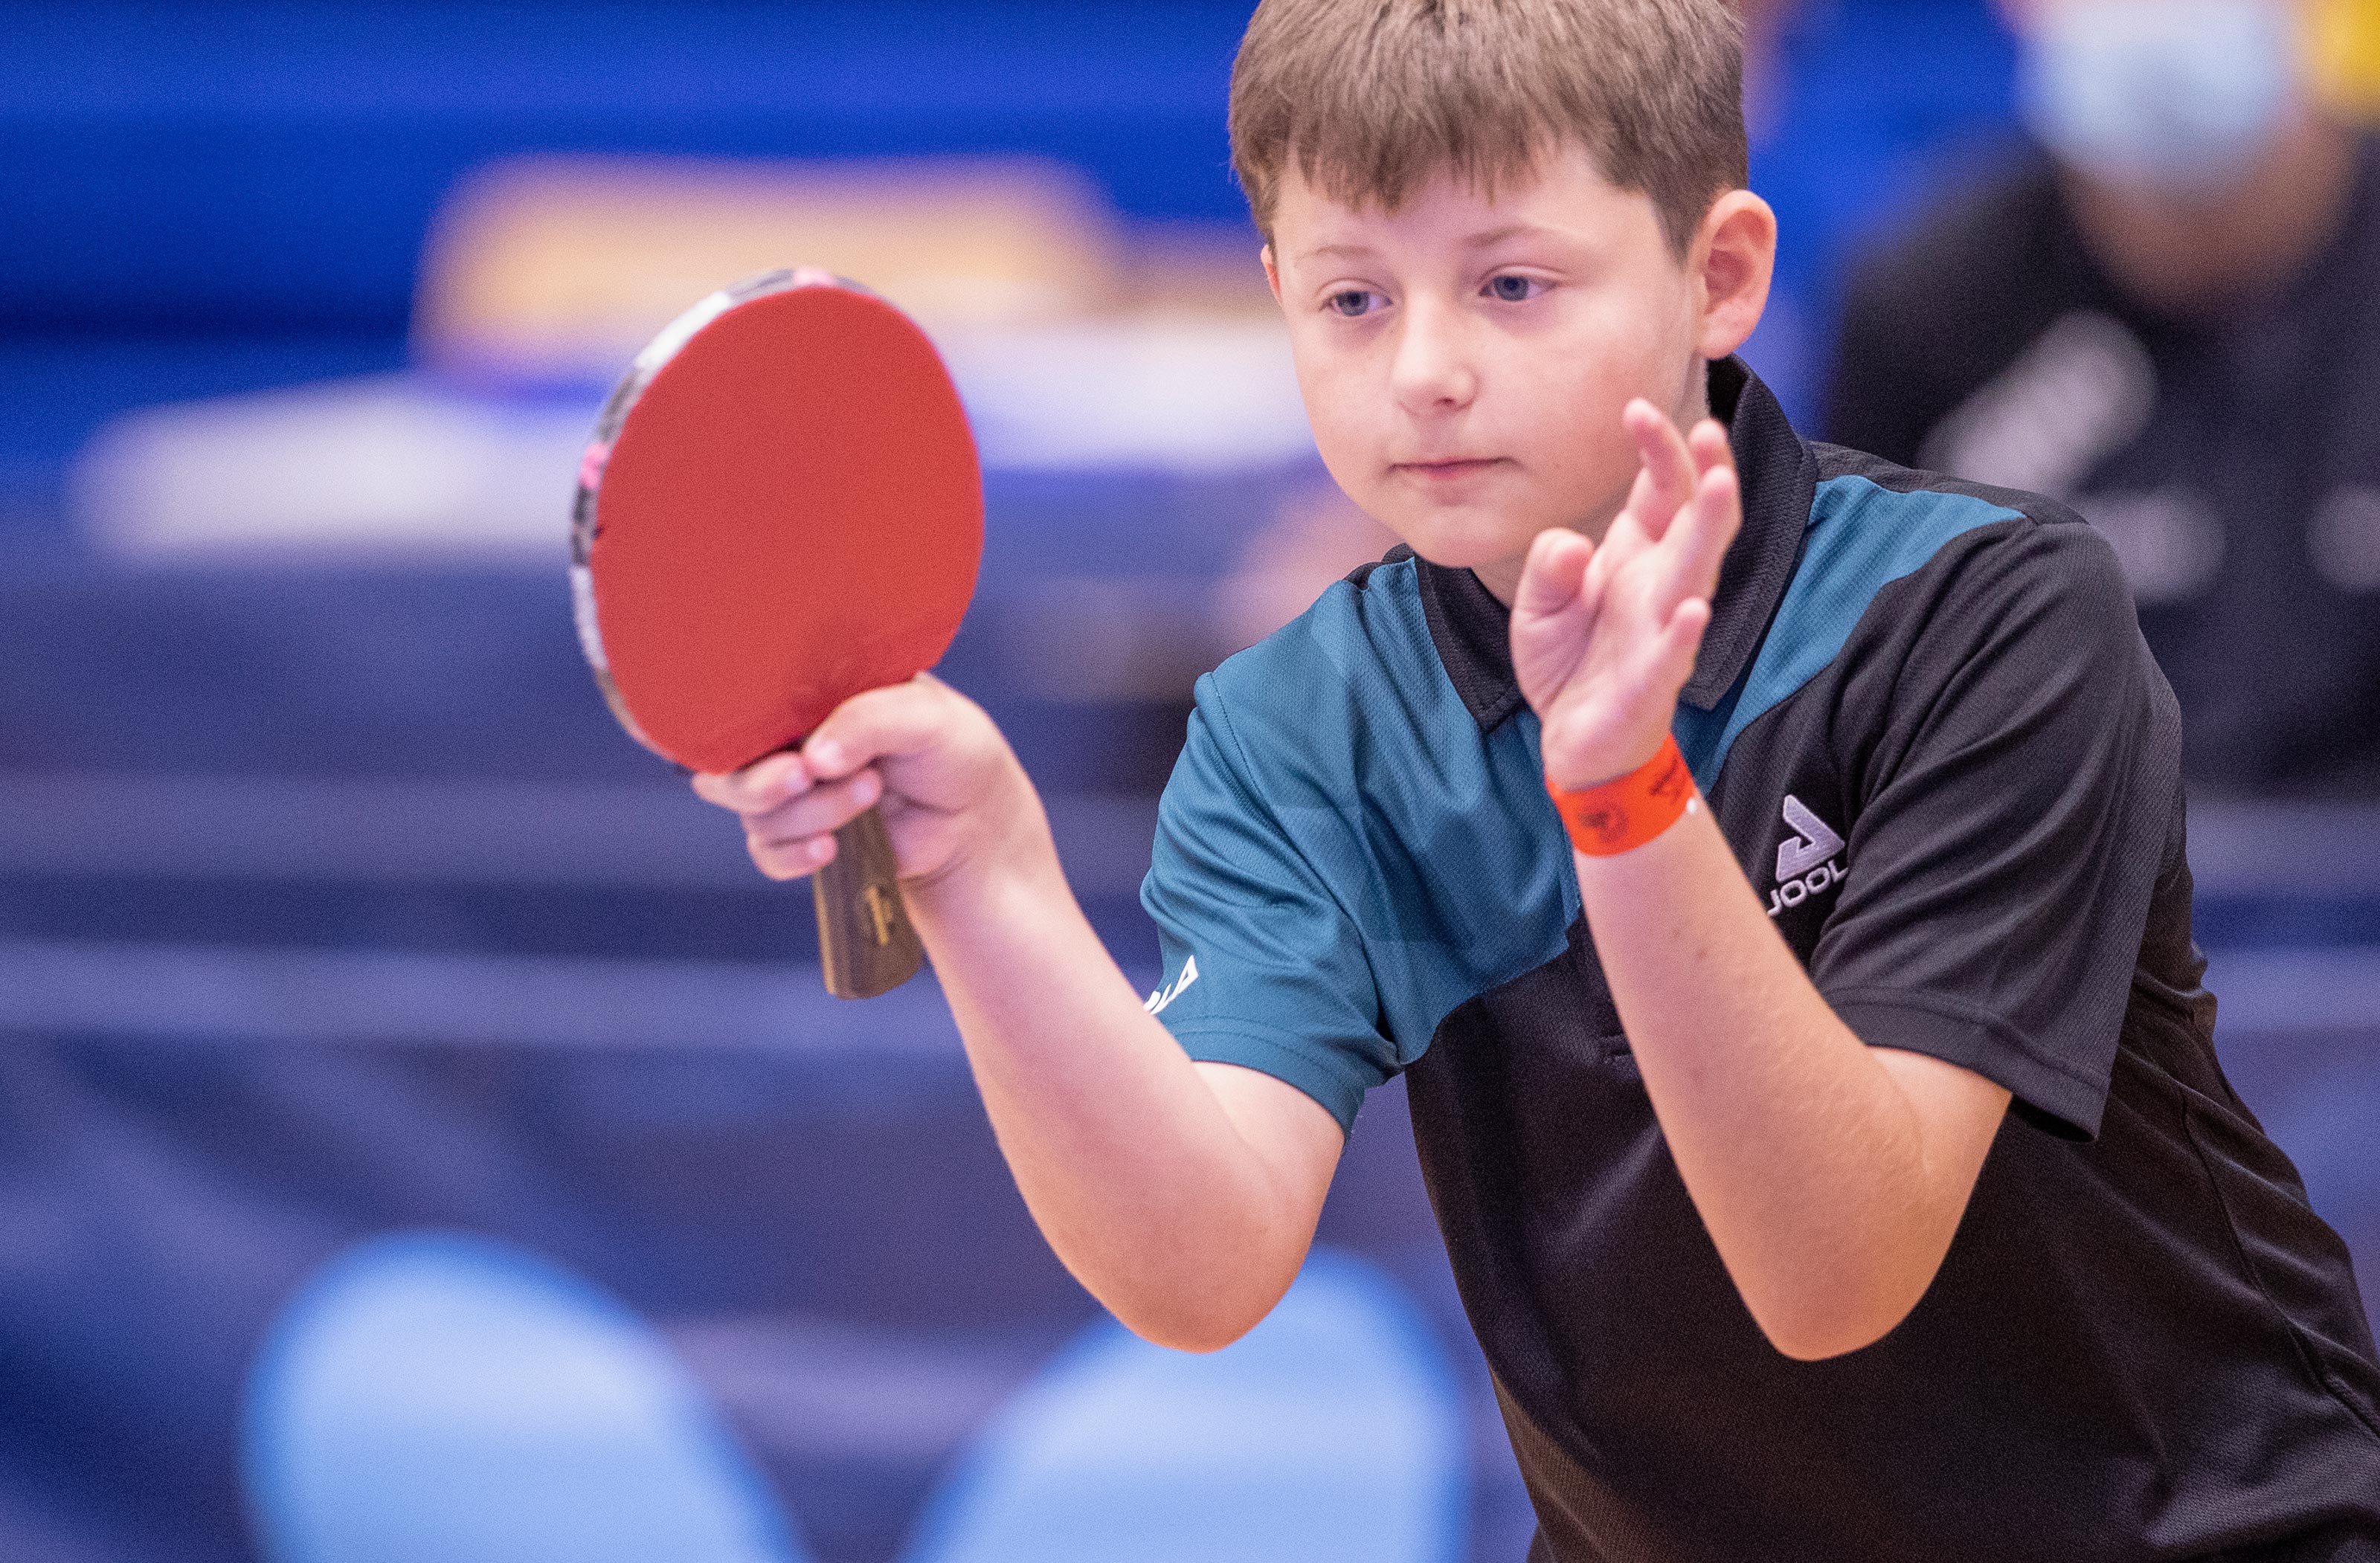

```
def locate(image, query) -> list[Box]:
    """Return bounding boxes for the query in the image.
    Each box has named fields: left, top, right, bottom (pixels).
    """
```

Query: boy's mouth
left=1395, top=457, right=1507, bottom=481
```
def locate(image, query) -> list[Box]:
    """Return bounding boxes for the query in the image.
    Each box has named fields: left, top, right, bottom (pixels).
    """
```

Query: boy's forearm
left=1575, top=805, right=2008, bottom=1359
left=904, top=827, right=1328, bottom=1350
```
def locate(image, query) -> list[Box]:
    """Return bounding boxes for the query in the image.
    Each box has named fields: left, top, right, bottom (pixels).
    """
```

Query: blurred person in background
left=1826, top=0, right=2380, bottom=795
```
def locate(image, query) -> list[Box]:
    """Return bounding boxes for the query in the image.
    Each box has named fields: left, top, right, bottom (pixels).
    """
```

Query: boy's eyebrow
left=1296, top=242, right=1380, bottom=262
left=1461, top=222, right=1567, bottom=249
left=1295, top=222, right=1571, bottom=265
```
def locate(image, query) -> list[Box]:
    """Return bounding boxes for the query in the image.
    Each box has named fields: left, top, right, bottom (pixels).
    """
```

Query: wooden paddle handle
left=813, top=805, right=924, bottom=999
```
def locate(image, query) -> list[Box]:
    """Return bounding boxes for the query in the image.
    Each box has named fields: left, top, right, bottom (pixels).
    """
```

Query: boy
left=698, top=0, right=2380, bottom=1555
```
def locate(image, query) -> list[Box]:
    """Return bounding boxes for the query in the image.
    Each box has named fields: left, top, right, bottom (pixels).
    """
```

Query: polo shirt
left=1141, top=358, right=2380, bottom=1560
left=1826, top=135, right=2380, bottom=796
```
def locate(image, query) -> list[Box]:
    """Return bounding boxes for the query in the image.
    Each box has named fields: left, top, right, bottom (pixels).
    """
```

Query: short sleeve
left=1812, top=521, right=2181, bottom=1139
left=1139, top=675, right=1395, bottom=1134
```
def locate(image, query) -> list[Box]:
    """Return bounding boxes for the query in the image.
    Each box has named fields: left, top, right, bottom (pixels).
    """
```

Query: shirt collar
left=1415, top=355, right=1816, bottom=733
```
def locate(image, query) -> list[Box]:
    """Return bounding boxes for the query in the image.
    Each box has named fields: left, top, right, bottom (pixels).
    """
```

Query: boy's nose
left=1388, top=302, right=1479, bottom=414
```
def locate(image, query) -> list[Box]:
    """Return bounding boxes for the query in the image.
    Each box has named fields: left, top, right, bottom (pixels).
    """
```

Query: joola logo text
left=1145, top=955, right=1200, bottom=1015
left=1767, top=796, right=1845, bottom=918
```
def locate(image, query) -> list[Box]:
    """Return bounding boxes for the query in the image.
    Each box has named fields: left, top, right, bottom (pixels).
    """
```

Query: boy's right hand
left=689, top=674, right=1045, bottom=892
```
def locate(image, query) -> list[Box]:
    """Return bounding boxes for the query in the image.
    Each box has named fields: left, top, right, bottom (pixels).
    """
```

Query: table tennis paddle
left=571, top=268, right=982, bottom=998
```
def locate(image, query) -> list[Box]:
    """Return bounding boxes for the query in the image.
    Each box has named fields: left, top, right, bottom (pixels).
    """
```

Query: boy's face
left=1264, top=143, right=1735, bottom=601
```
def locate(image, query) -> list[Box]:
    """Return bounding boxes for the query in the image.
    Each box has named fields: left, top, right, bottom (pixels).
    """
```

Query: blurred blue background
left=1, top=4, right=2373, bottom=1562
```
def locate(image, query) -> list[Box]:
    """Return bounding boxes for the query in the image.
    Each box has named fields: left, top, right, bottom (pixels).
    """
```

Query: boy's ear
left=1691, top=190, right=1778, bottom=363
left=1261, top=243, right=1282, bottom=304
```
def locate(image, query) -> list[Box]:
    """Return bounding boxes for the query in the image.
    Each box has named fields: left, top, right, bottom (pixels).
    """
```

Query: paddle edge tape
left=570, top=267, right=980, bottom=774
left=570, top=270, right=820, bottom=760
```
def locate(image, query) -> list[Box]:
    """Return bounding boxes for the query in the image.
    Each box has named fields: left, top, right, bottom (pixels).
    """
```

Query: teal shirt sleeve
left=1139, top=672, right=1396, bottom=1133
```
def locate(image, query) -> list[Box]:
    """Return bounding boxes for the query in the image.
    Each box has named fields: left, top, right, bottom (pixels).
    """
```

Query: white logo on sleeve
left=1768, top=796, right=1846, bottom=918
left=1145, top=955, right=1199, bottom=1015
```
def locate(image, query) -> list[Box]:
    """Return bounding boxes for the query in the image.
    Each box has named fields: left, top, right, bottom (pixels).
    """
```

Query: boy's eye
left=1326, top=289, right=1383, bottom=318
left=1485, top=274, right=1546, bottom=303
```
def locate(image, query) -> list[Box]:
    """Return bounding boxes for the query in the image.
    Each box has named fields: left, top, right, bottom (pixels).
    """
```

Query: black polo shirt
left=1142, top=358, right=2380, bottom=1559
left=1827, top=135, right=2380, bottom=796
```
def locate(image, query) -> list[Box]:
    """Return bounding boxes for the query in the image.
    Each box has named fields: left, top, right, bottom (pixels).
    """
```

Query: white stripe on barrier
left=0, top=937, right=979, bottom=1054
left=0, top=932, right=2364, bottom=1051
left=0, top=775, right=1158, bottom=897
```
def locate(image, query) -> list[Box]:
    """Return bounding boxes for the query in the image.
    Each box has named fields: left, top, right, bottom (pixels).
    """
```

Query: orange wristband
left=1548, top=735, right=1699, bottom=857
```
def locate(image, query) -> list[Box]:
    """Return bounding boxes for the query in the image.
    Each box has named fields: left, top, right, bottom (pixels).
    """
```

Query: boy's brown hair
left=1229, top=0, right=1748, bottom=260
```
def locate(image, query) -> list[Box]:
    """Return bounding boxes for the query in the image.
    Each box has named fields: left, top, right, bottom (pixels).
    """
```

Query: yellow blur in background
left=2312, top=0, right=2380, bottom=117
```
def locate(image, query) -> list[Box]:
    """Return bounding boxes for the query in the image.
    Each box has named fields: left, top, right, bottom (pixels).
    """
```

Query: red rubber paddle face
left=576, top=277, right=982, bottom=775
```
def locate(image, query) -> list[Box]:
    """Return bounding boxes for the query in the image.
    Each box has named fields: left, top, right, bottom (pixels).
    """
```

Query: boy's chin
left=1377, top=506, right=1540, bottom=578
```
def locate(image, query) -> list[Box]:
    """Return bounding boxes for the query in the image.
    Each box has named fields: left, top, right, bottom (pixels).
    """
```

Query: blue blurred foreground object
left=242, top=1240, right=1464, bottom=1563
left=901, top=1250, right=1464, bottom=1563
left=244, top=1233, right=812, bottom=1563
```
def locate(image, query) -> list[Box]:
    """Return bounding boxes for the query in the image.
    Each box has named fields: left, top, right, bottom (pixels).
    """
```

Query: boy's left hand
left=1512, top=400, right=1741, bottom=791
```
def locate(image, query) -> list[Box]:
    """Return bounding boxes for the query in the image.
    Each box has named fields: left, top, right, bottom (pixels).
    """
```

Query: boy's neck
left=1471, top=557, right=1528, bottom=608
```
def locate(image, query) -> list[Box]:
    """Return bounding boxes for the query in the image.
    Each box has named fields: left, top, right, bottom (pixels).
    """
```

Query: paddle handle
left=813, top=804, right=924, bottom=999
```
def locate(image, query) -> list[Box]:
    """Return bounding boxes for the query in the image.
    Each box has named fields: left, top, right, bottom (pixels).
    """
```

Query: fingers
left=692, top=675, right=971, bottom=881
left=747, top=767, right=882, bottom=847
left=1525, top=406, right=1735, bottom=766
left=691, top=750, right=811, bottom=814
left=1602, top=463, right=1660, bottom=568
left=1514, top=526, right=1594, bottom=619
left=692, top=676, right=956, bottom=816
left=1652, top=596, right=1713, bottom=692
left=1546, top=591, right=1711, bottom=761
left=1623, top=400, right=1698, bottom=538
left=742, top=768, right=885, bottom=880
left=1629, top=425, right=1740, bottom=625
left=803, top=678, right=948, bottom=781
left=1687, top=417, right=1734, bottom=483
left=1662, top=460, right=1741, bottom=608
left=1511, top=527, right=1604, bottom=708
left=1621, top=402, right=1738, bottom=547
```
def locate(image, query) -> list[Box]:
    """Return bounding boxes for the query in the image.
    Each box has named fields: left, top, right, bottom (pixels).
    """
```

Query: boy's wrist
left=1544, top=721, right=1672, bottom=793
left=901, top=779, right=1067, bottom=926
left=1548, top=734, right=1699, bottom=857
